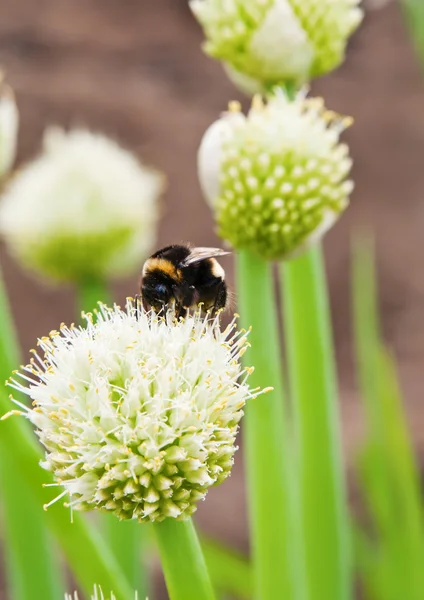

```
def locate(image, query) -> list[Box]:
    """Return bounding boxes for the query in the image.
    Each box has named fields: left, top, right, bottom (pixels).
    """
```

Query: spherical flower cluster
left=0, top=77, right=18, bottom=179
left=0, top=128, right=164, bottom=284
left=198, top=92, right=354, bottom=260
left=7, top=301, right=265, bottom=523
left=190, top=0, right=363, bottom=91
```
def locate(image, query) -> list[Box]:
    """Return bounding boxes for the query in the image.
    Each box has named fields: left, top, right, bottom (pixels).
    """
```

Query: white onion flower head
left=0, top=128, right=164, bottom=283
left=65, top=586, right=139, bottom=600
left=190, top=0, right=363, bottom=91
left=198, top=91, right=354, bottom=260
left=0, top=78, right=18, bottom=178
left=7, top=301, right=267, bottom=523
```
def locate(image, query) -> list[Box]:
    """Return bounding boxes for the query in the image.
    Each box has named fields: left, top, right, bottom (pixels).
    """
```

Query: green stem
left=78, top=278, right=111, bottom=315
left=236, top=250, right=300, bottom=600
left=153, top=518, right=215, bottom=600
left=281, top=245, right=351, bottom=600
left=0, top=266, right=64, bottom=600
left=0, top=266, right=20, bottom=366
left=77, top=278, right=147, bottom=597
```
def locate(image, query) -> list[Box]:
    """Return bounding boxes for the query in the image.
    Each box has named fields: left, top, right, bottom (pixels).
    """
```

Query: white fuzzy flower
left=7, top=301, right=266, bottom=522
left=0, top=129, right=164, bottom=283
left=0, top=78, right=18, bottom=178
left=190, top=0, right=363, bottom=91
left=198, top=92, right=354, bottom=260
left=65, top=585, right=139, bottom=600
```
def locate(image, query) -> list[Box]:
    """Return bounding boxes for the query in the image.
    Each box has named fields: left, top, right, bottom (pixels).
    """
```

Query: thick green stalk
left=153, top=518, right=215, bottom=600
left=237, top=250, right=300, bottom=600
left=77, top=279, right=147, bottom=597
left=0, top=266, right=64, bottom=600
left=77, top=278, right=112, bottom=315
left=281, top=245, right=351, bottom=600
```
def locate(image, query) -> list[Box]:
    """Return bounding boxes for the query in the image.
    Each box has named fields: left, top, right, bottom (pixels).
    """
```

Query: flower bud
left=0, top=128, right=164, bottom=283
left=8, top=302, right=266, bottom=523
left=190, top=0, right=363, bottom=90
left=198, top=92, right=354, bottom=260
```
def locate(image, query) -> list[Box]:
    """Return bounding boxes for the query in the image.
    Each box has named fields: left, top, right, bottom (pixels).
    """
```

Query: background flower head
left=0, top=128, right=164, bottom=284
left=198, top=92, right=354, bottom=260
left=8, top=301, right=264, bottom=523
left=190, top=0, right=363, bottom=91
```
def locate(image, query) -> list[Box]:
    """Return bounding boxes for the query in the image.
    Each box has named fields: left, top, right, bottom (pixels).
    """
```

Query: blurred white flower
left=190, top=0, right=363, bottom=91
left=0, top=77, right=18, bottom=178
left=198, top=92, right=354, bottom=260
left=0, top=128, right=164, bottom=283
left=8, top=300, right=267, bottom=523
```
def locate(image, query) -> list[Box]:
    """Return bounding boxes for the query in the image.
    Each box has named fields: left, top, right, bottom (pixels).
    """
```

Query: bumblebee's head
left=140, top=272, right=174, bottom=313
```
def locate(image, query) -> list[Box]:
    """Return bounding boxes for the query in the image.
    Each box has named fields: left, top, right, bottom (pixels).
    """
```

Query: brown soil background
left=0, top=1, right=423, bottom=598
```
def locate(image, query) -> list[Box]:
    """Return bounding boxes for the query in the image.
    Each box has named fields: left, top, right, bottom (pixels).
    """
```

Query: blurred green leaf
left=0, top=266, right=65, bottom=600
left=402, top=0, right=424, bottom=67
left=352, top=238, right=424, bottom=600
left=0, top=266, right=134, bottom=600
left=201, top=536, right=252, bottom=600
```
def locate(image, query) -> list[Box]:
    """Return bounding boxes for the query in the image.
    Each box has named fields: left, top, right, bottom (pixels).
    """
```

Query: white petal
left=197, top=112, right=243, bottom=207
left=249, top=0, right=314, bottom=81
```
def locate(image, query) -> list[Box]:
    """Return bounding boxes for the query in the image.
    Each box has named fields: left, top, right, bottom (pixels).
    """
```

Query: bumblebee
left=140, top=244, right=229, bottom=318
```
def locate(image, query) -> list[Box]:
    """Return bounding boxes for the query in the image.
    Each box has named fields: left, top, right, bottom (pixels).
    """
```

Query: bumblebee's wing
left=182, top=247, right=230, bottom=266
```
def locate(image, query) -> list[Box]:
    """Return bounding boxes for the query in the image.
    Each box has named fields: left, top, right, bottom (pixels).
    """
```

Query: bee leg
left=134, top=294, right=147, bottom=319
left=175, top=304, right=187, bottom=320
left=174, top=285, right=196, bottom=320
left=212, top=281, right=227, bottom=316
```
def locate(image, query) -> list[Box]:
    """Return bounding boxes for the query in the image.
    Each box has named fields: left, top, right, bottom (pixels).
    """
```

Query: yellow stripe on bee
left=142, top=258, right=182, bottom=281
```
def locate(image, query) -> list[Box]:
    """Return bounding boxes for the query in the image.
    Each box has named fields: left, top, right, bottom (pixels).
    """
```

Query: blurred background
left=0, top=0, right=422, bottom=596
